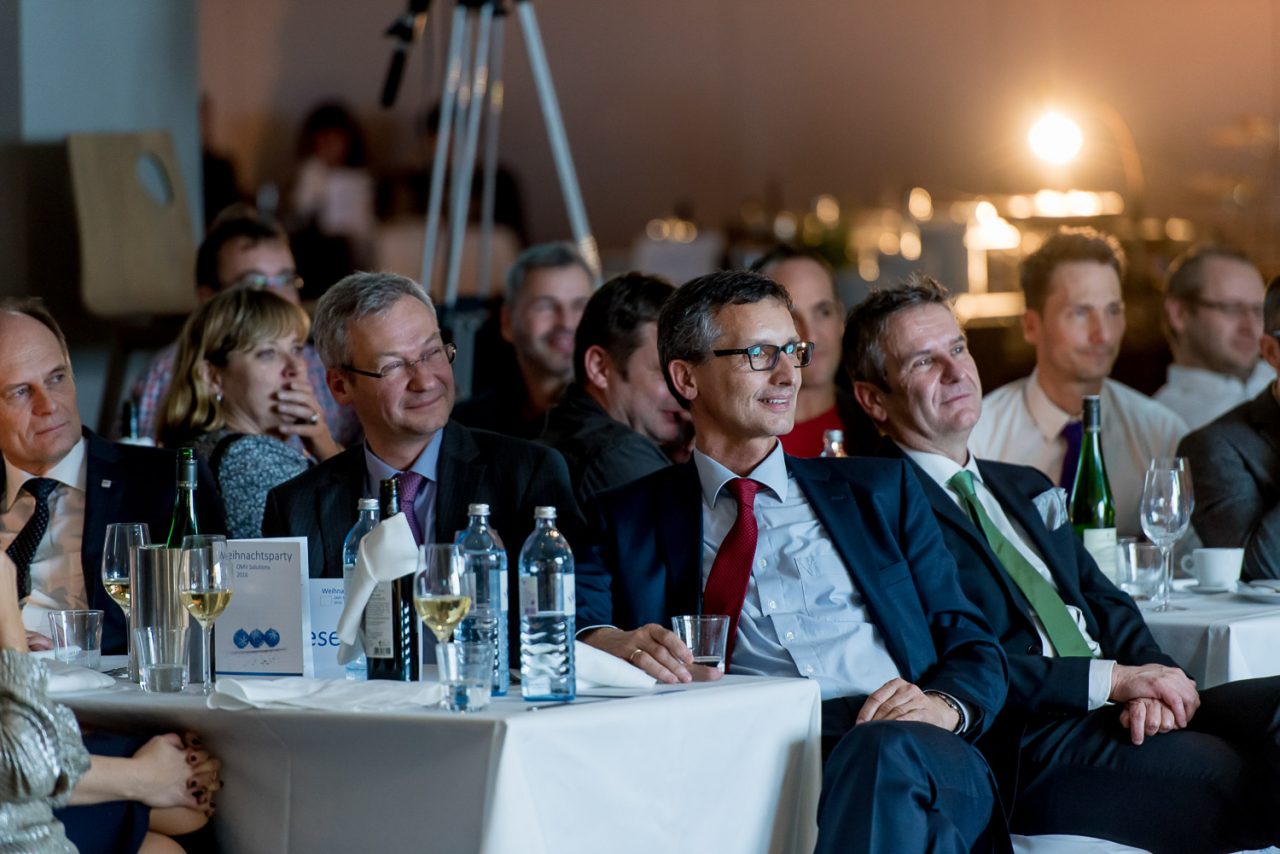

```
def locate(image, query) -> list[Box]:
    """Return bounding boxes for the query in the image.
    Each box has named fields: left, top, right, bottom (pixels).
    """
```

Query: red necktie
left=701, top=478, right=761, bottom=668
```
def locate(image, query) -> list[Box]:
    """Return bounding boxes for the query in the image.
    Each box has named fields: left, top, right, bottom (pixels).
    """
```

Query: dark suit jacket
left=261, top=420, right=611, bottom=651
left=2, top=429, right=227, bottom=654
left=592, top=453, right=1009, bottom=738
left=1179, top=389, right=1280, bottom=580
left=881, top=444, right=1179, bottom=782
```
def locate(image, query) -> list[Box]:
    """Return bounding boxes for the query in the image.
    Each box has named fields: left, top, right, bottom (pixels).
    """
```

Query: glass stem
left=202, top=625, right=213, bottom=687
left=1162, top=546, right=1174, bottom=608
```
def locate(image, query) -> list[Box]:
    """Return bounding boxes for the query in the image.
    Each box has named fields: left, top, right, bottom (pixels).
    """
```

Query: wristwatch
left=923, top=690, right=966, bottom=735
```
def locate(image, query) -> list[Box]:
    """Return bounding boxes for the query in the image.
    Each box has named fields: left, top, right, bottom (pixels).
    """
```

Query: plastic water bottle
left=455, top=503, right=509, bottom=696
left=519, top=506, right=575, bottom=701
left=341, top=498, right=380, bottom=680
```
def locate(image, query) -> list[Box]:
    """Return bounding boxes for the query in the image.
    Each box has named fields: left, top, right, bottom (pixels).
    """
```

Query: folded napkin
left=334, top=512, right=418, bottom=665
left=209, top=676, right=444, bottom=711
left=44, top=658, right=115, bottom=694
left=1248, top=579, right=1280, bottom=592
left=575, top=640, right=656, bottom=690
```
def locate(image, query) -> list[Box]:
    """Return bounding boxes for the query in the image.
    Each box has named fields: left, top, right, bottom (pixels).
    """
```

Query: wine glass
left=179, top=534, right=232, bottom=694
left=413, top=545, right=473, bottom=645
left=102, top=523, right=149, bottom=678
left=1140, top=458, right=1194, bottom=612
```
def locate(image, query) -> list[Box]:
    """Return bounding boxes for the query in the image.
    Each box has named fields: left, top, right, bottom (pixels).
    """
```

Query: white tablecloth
left=61, top=665, right=821, bottom=854
left=1142, top=588, right=1280, bottom=688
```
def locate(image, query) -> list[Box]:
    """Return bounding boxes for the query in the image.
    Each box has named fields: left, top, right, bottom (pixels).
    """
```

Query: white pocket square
left=1032, top=487, right=1070, bottom=531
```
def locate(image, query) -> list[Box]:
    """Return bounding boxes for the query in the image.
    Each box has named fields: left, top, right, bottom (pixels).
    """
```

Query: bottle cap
left=357, top=498, right=379, bottom=511
left=534, top=506, right=557, bottom=520
left=468, top=503, right=491, bottom=515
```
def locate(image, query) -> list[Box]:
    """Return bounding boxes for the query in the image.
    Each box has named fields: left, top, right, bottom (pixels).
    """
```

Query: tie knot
left=396, top=471, right=426, bottom=504
left=948, top=469, right=977, bottom=500
left=21, top=477, right=58, bottom=502
left=726, top=478, right=761, bottom=508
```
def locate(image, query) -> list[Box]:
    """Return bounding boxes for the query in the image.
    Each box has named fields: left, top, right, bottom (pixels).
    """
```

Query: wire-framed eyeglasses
left=342, top=343, right=457, bottom=380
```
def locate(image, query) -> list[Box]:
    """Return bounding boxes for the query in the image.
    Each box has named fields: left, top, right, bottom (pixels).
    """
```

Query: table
left=1142, top=587, right=1280, bottom=688
left=61, top=669, right=821, bottom=854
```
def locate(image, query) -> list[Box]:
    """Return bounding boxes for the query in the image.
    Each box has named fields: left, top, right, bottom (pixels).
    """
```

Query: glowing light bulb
left=1028, top=111, right=1083, bottom=165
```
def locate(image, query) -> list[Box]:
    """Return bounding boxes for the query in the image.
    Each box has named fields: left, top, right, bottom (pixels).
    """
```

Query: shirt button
left=805, top=665, right=815, bottom=674
left=757, top=558, right=766, bottom=568
left=1026, top=643, right=1038, bottom=654
left=785, top=631, right=795, bottom=641
left=768, top=600, right=777, bottom=610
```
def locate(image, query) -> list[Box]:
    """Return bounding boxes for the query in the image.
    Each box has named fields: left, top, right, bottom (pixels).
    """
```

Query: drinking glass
left=101, top=523, right=149, bottom=678
left=1140, top=458, right=1194, bottom=612
left=180, top=534, right=231, bottom=694
left=414, top=545, right=482, bottom=710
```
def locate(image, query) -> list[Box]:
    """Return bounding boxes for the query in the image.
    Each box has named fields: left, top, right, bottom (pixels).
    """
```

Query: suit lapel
left=434, top=422, right=484, bottom=544
left=82, top=431, right=125, bottom=590
left=1246, top=391, right=1280, bottom=462
left=656, top=463, right=703, bottom=616
left=318, top=446, right=365, bottom=569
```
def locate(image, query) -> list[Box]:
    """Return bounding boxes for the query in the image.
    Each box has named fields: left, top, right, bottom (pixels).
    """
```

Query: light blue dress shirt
left=693, top=442, right=902, bottom=700
left=363, top=431, right=444, bottom=543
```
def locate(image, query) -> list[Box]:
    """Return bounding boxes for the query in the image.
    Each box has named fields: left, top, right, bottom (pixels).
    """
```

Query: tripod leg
left=420, top=3, right=469, bottom=295
left=443, top=2, right=494, bottom=310
left=514, top=0, right=600, bottom=284
left=477, top=9, right=506, bottom=300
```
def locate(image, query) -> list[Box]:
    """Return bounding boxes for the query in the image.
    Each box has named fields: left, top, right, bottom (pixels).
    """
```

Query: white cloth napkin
left=44, top=658, right=115, bottom=694
left=575, top=640, right=656, bottom=690
left=334, top=512, right=418, bottom=665
left=209, top=676, right=444, bottom=711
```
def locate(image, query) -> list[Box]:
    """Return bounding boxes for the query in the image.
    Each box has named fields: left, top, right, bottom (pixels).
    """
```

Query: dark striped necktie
left=6, top=477, right=59, bottom=598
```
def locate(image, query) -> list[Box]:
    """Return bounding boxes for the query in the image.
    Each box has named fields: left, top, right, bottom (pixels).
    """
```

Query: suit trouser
left=1011, top=675, right=1280, bottom=854
left=816, top=696, right=1010, bottom=854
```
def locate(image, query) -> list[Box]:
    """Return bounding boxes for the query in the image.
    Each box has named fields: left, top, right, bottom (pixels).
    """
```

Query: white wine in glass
left=180, top=534, right=230, bottom=694
left=413, top=594, right=472, bottom=643
left=414, top=545, right=473, bottom=643
left=101, top=522, right=149, bottom=679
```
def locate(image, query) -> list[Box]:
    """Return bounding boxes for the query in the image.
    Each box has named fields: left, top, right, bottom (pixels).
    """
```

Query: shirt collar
left=1166, top=363, right=1257, bottom=393
left=3, top=436, right=88, bottom=512
left=1023, top=367, right=1074, bottom=441
left=692, top=439, right=789, bottom=508
left=898, top=442, right=982, bottom=492
left=363, top=430, right=444, bottom=493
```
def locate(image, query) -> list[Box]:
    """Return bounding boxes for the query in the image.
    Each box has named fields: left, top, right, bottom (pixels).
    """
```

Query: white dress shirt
left=693, top=442, right=903, bottom=701
left=901, top=444, right=1114, bottom=710
left=1153, top=362, right=1274, bottom=430
left=970, top=370, right=1189, bottom=538
left=0, top=439, right=89, bottom=635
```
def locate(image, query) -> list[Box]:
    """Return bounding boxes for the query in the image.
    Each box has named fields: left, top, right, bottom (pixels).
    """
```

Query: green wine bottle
left=164, top=447, right=201, bottom=547
left=1069, top=395, right=1117, bottom=581
left=365, top=477, right=419, bottom=682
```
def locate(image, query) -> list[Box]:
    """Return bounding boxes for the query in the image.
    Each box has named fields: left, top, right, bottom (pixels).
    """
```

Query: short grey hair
left=506, top=241, right=592, bottom=303
left=312, top=271, right=436, bottom=368
left=843, top=273, right=955, bottom=391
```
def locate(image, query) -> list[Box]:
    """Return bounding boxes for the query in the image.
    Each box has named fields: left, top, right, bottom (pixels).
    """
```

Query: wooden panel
left=67, top=131, right=196, bottom=317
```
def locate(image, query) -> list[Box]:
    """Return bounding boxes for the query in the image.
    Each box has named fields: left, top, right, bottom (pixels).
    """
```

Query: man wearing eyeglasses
left=261, top=272, right=610, bottom=655
left=584, top=270, right=1010, bottom=853
left=128, top=205, right=359, bottom=451
left=1155, top=245, right=1274, bottom=429
left=1180, top=275, right=1280, bottom=580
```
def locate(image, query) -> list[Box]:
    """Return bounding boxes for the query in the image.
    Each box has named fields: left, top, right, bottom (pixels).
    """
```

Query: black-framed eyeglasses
left=343, top=343, right=457, bottom=380
left=227, top=271, right=305, bottom=293
left=711, top=341, right=814, bottom=371
left=1193, top=298, right=1264, bottom=322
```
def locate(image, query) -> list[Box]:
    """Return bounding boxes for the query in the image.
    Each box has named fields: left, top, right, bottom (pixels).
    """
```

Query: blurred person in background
left=539, top=272, right=685, bottom=507
left=129, top=205, right=358, bottom=448
left=970, top=228, right=1187, bottom=538
left=752, top=245, right=878, bottom=456
left=454, top=242, right=592, bottom=439
left=157, top=289, right=336, bottom=539
left=1155, top=245, right=1272, bottom=429
left=288, top=100, right=376, bottom=296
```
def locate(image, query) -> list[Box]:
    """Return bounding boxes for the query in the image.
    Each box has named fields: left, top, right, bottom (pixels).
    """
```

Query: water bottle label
left=519, top=576, right=537, bottom=617
left=1083, top=528, right=1119, bottom=583
left=564, top=576, right=575, bottom=616
left=499, top=571, right=509, bottom=612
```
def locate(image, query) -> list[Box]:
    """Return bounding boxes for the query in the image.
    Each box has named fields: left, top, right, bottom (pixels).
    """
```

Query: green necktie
left=948, top=470, right=1095, bottom=658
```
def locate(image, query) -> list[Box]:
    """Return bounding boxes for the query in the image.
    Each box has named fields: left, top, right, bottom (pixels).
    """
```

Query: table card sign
left=216, top=538, right=313, bottom=677
left=309, top=578, right=349, bottom=680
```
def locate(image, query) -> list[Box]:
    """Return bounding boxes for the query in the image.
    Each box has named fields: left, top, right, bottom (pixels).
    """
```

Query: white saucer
left=1188, top=584, right=1232, bottom=594
left=1235, top=582, right=1280, bottom=604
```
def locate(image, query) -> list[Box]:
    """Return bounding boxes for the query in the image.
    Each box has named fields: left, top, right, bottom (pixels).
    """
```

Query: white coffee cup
left=1179, top=548, right=1244, bottom=589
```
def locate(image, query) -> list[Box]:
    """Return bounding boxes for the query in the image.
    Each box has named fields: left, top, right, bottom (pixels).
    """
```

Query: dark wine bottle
left=164, top=447, right=201, bottom=547
left=365, top=477, right=419, bottom=681
left=1069, top=395, right=1117, bottom=581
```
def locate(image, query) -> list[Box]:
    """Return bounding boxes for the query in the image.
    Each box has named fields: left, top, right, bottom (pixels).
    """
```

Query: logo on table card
left=232, top=628, right=281, bottom=649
